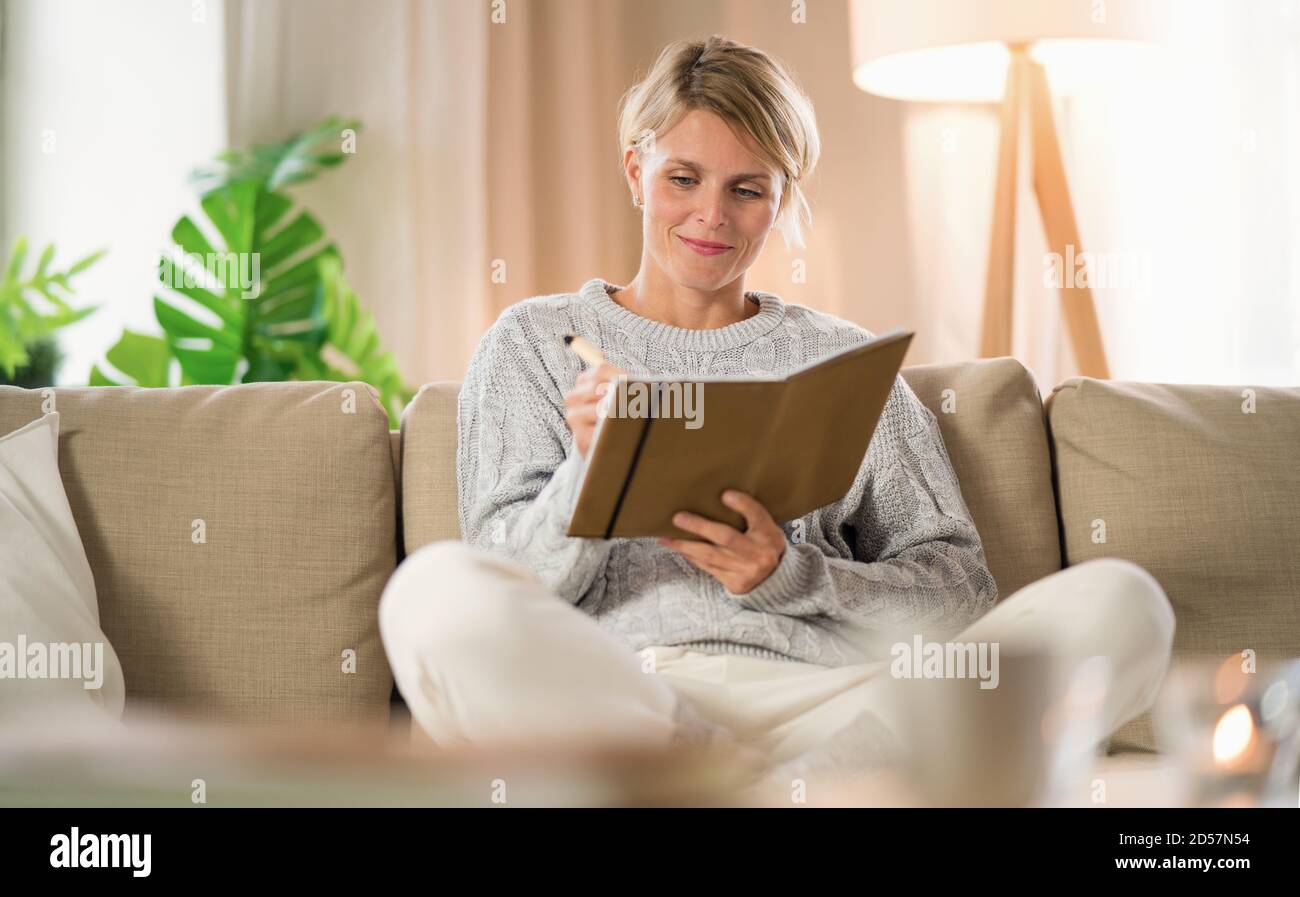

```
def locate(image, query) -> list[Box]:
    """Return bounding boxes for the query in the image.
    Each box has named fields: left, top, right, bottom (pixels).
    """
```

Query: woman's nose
left=696, top=190, right=726, bottom=229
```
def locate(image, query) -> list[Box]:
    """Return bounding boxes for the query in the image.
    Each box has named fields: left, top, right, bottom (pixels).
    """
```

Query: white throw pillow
left=0, top=411, right=125, bottom=722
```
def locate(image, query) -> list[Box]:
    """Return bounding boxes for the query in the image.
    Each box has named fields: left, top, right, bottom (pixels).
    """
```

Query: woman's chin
left=665, top=259, right=737, bottom=292
left=671, top=274, right=729, bottom=294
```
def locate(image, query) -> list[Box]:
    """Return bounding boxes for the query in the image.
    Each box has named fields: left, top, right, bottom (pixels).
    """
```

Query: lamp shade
left=850, top=0, right=1168, bottom=101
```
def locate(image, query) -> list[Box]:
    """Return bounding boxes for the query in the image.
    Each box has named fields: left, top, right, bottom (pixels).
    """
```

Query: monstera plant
left=92, top=117, right=413, bottom=425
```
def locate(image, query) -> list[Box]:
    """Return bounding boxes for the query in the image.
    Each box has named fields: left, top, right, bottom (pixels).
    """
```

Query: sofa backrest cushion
left=402, top=361, right=1062, bottom=603
left=0, top=381, right=397, bottom=725
left=400, top=382, right=463, bottom=552
left=1047, top=377, right=1300, bottom=750
left=901, top=358, right=1062, bottom=600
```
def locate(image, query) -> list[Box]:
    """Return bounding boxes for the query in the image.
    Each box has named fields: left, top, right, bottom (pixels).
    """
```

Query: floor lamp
left=850, top=0, right=1164, bottom=379
left=984, top=45, right=1107, bottom=376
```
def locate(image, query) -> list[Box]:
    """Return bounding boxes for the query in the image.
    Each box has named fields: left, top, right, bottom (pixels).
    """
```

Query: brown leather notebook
left=566, top=328, right=914, bottom=539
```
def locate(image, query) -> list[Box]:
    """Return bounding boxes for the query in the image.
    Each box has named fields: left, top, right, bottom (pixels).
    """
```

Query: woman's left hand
left=657, top=490, right=787, bottom=595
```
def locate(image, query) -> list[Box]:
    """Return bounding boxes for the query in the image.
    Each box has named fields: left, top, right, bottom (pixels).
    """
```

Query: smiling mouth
left=677, top=235, right=733, bottom=256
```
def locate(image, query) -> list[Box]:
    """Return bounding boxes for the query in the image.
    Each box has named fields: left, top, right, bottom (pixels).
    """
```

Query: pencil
left=563, top=333, right=608, bottom=368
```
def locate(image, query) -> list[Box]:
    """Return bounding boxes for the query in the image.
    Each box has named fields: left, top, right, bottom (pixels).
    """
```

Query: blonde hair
left=617, top=35, right=821, bottom=250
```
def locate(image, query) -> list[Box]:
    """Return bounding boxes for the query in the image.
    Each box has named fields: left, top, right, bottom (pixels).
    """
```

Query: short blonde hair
left=617, top=35, right=821, bottom=250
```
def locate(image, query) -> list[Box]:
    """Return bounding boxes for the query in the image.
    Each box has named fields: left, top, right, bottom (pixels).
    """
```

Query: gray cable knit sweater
left=456, top=277, right=998, bottom=667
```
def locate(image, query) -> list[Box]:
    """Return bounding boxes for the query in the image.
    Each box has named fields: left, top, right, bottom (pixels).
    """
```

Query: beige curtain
left=1059, top=0, right=1300, bottom=387
left=224, top=0, right=490, bottom=384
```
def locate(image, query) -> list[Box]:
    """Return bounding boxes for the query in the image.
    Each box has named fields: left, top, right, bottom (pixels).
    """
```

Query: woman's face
left=626, top=109, right=783, bottom=293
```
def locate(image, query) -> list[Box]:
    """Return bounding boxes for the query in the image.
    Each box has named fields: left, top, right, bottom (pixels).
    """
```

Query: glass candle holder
left=1153, top=655, right=1300, bottom=808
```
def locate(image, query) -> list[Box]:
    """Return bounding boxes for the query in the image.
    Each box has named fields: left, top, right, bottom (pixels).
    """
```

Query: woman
left=380, top=36, right=1174, bottom=791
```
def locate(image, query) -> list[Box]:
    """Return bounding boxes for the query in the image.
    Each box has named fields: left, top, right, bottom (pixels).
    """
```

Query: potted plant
left=0, top=237, right=103, bottom=388
left=92, top=117, right=413, bottom=425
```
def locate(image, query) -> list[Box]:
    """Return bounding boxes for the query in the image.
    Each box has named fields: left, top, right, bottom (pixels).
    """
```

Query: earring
left=631, top=195, right=642, bottom=209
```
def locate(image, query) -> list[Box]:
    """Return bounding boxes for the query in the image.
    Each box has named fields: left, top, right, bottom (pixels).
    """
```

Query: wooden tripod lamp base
left=980, top=45, right=1111, bottom=379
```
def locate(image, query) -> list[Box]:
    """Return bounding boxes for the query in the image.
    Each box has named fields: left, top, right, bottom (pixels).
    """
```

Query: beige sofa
left=3, top=358, right=1297, bottom=752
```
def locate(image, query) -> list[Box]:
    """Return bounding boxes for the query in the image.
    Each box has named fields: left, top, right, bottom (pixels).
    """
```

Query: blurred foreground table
left=0, top=710, right=1183, bottom=808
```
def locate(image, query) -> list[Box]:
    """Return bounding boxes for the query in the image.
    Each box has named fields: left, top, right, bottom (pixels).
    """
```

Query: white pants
left=379, top=542, right=1175, bottom=779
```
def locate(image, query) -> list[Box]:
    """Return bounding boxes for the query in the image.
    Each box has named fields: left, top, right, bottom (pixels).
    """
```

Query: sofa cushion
left=902, top=358, right=1062, bottom=600
left=403, top=362, right=1062, bottom=603
left=0, top=412, right=126, bottom=721
left=0, top=381, right=397, bottom=725
left=1047, top=377, right=1300, bottom=752
left=400, top=382, right=463, bottom=553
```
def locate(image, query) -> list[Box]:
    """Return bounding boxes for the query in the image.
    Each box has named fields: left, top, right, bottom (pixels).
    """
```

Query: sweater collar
left=579, top=278, right=786, bottom=351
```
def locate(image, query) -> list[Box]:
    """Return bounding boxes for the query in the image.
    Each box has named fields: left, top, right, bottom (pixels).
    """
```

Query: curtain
left=1061, top=0, right=1300, bottom=386
left=224, top=0, right=490, bottom=384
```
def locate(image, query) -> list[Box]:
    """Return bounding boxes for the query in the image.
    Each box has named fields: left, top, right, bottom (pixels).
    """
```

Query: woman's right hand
left=564, top=363, right=625, bottom=457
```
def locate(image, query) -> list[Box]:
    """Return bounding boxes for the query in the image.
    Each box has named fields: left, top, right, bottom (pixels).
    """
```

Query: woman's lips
left=677, top=235, right=733, bottom=256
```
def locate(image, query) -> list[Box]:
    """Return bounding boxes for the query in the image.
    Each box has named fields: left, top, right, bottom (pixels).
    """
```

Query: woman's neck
left=614, top=269, right=757, bottom=331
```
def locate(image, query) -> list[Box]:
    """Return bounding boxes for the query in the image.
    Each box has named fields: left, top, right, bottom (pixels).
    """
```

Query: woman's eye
left=667, top=176, right=759, bottom=198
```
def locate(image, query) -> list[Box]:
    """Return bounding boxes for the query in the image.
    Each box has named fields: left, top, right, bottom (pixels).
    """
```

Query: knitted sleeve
left=456, top=310, right=616, bottom=603
left=723, top=374, right=998, bottom=643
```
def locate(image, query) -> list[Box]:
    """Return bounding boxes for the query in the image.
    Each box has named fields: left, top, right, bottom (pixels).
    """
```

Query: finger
left=596, top=387, right=614, bottom=416
left=589, top=363, right=625, bottom=383
left=722, top=490, right=776, bottom=534
left=573, top=372, right=621, bottom=403
left=658, top=537, right=741, bottom=573
left=566, top=381, right=609, bottom=407
left=574, top=367, right=612, bottom=387
left=567, top=405, right=599, bottom=429
left=670, top=511, right=744, bottom=549
left=564, top=391, right=600, bottom=413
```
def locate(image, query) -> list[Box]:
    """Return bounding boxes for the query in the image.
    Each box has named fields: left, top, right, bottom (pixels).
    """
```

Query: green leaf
left=35, top=244, right=55, bottom=278
left=154, top=296, right=241, bottom=349
left=3, top=237, right=28, bottom=284
left=169, top=217, right=218, bottom=259
left=251, top=192, right=293, bottom=244
left=156, top=257, right=241, bottom=328
left=259, top=212, right=324, bottom=271
left=172, top=344, right=238, bottom=384
left=0, top=327, right=29, bottom=379
left=103, top=330, right=172, bottom=387
left=201, top=182, right=257, bottom=256
left=66, top=248, right=106, bottom=277
left=26, top=305, right=96, bottom=340
left=303, top=257, right=414, bottom=427
left=89, top=364, right=122, bottom=386
left=189, top=116, right=360, bottom=194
